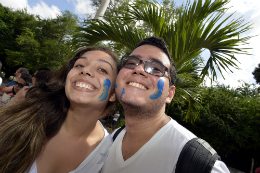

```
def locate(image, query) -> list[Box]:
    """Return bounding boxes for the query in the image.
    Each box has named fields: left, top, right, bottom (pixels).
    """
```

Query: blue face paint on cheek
left=120, top=88, right=125, bottom=99
left=65, top=82, right=66, bottom=85
left=149, top=79, right=164, bottom=100
left=99, top=78, right=111, bottom=101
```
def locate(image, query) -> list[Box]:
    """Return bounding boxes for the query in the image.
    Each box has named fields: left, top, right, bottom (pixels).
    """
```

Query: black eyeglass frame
left=121, top=56, right=170, bottom=80
left=14, top=81, right=25, bottom=88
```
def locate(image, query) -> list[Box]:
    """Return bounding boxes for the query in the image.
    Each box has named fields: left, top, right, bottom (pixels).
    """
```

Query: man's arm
left=0, top=86, right=13, bottom=95
left=113, top=114, right=119, bottom=118
left=3, top=86, right=29, bottom=108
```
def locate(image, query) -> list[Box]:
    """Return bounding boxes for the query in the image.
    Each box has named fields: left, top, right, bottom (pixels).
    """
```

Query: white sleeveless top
left=27, top=121, right=112, bottom=173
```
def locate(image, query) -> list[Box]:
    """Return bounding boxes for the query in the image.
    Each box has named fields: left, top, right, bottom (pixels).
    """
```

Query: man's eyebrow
left=97, top=59, right=113, bottom=70
left=131, top=55, right=165, bottom=66
left=148, top=57, right=165, bottom=66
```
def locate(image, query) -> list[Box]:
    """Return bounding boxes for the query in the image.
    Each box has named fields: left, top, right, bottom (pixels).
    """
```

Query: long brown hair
left=0, top=46, right=119, bottom=173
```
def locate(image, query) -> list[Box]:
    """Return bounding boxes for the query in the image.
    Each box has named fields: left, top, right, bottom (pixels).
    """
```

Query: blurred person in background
left=32, top=68, right=52, bottom=86
left=0, top=67, right=29, bottom=96
left=4, top=68, right=53, bottom=107
left=0, top=61, right=2, bottom=86
left=1, top=73, right=32, bottom=107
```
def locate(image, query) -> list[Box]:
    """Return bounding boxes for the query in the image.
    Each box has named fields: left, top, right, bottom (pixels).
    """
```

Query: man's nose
left=132, top=62, right=147, bottom=77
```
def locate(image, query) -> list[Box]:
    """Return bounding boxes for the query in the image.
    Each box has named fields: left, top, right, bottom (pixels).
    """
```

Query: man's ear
left=166, top=85, right=175, bottom=103
left=109, top=92, right=116, bottom=102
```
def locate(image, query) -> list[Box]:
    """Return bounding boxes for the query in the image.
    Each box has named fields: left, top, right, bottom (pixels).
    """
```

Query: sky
left=0, top=0, right=260, bottom=88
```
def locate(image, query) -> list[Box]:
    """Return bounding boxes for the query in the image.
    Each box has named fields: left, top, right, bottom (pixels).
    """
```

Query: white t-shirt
left=113, top=113, right=120, bottom=121
left=101, top=117, right=230, bottom=173
left=0, top=77, right=2, bottom=86
left=28, top=121, right=112, bottom=173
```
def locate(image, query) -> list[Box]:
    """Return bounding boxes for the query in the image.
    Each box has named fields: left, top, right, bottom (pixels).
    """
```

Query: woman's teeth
left=75, top=82, right=94, bottom=90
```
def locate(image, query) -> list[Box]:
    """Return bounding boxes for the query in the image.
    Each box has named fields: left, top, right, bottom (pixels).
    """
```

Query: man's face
left=14, top=78, right=26, bottom=94
left=115, top=45, right=175, bottom=110
left=14, top=69, right=21, bottom=78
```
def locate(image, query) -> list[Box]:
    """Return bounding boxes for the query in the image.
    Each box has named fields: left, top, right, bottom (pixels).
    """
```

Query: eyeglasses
left=121, top=56, right=170, bottom=79
left=14, top=81, right=24, bottom=88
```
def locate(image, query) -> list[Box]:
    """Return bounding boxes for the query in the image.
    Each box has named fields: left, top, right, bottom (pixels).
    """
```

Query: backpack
left=112, top=125, right=221, bottom=173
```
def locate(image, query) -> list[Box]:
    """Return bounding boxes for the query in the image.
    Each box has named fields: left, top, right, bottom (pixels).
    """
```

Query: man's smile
left=128, top=82, right=147, bottom=90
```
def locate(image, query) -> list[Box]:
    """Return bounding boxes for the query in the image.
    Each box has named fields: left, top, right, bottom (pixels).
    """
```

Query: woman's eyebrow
left=97, top=59, right=113, bottom=70
left=78, top=57, right=114, bottom=70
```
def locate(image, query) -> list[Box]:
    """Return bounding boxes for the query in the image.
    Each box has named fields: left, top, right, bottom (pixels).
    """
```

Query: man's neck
left=121, top=111, right=170, bottom=160
left=124, top=112, right=170, bottom=137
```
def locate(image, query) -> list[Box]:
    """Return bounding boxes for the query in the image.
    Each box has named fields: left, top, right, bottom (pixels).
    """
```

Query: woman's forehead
left=76, top=51, right=116, bottom=69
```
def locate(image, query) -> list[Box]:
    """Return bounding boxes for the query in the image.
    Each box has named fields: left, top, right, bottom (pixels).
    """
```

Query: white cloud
left=0, top=0, right=61, bottom=18
left=204, top=0, right=260, bottom=88
left=67, top=0, right=95, bottom=15
left=227, top=0, right=260, bottom=14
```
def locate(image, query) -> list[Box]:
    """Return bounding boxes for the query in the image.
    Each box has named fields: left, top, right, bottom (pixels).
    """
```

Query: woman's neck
left=62, top=104, right=104, bottom=139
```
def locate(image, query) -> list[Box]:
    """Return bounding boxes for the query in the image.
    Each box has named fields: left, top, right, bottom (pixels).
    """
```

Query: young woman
left=0, top=46, right=120, bottom=173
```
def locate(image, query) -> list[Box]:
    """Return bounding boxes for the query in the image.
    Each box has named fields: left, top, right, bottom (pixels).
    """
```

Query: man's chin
left=119, top=97, right=145, bottom=108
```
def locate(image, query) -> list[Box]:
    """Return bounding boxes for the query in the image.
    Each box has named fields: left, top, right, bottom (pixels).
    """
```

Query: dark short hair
left=19, top=68, right=29, bottom=74
left=134, top=36, right=177, bottom=86
left=20, top=73, right=32, bottom=86
left=34, top=68, right=52, bottom=86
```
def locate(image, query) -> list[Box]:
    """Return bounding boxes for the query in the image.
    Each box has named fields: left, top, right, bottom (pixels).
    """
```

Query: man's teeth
left=75, top=82, right=94, bottom=90
left=129, top=82, right=147, bottom=90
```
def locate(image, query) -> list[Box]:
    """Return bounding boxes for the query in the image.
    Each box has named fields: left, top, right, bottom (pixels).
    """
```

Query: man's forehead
left=130, top=45, right=170, bottom=66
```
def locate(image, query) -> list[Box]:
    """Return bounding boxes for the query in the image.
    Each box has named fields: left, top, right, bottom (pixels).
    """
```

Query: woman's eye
left=74, top=64, right=84, bottom=68
left=98, top=68, right=108, bottom=74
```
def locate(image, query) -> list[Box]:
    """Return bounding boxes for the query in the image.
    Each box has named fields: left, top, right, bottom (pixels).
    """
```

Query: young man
left=112, top=111, right=120, bottom=131
left=101, top=37, right=230, bottom=173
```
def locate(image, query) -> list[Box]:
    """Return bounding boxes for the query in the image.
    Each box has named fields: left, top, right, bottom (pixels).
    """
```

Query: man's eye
left=151, top=67, right=161, bottom=72
left=126, top=62, right=136, bottom=66
left=98, top=68, right=108, bottom=74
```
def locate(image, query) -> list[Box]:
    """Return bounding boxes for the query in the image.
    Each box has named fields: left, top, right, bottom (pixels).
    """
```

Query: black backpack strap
left=175, top=138, right=221, bottom=173
left=112, top=125, right=125, bottom=141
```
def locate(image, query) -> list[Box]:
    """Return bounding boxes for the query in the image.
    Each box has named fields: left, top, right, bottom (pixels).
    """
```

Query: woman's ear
left=109, top=92, right=116, bottom=102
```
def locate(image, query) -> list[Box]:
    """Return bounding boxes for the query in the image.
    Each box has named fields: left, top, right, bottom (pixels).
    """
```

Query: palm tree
left=73, top=0, right=253, bottom=122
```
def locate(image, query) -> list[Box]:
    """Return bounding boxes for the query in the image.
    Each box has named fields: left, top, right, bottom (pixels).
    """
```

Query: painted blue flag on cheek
left=99, top=78, right=111, bottom=101
left=120, top=88, right=125, bottom=99
left=150, top=79, right=164, bottom=100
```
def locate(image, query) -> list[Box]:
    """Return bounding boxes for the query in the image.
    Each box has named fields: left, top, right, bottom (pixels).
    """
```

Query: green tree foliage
left=78, top=0, right=182, bottom=57
left=168, top=83, right=260, bottom=157
left=74, top=0, right=253, bottom=122
left=0, top=4, right=79, bottom=76
left=252, top=63, right=260, bottom=84
left=0, top=4, right=36, bottom=76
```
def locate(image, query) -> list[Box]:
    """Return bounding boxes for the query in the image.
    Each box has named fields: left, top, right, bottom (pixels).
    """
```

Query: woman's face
left=65, top=50, right=117, bottom=108
left=14, top=78, right=26, bottom=94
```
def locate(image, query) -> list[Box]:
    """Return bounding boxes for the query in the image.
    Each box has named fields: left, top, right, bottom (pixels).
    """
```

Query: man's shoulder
left=5, top=80, right=15, bottom=87
left=166, top=118, right=197, bottom=140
